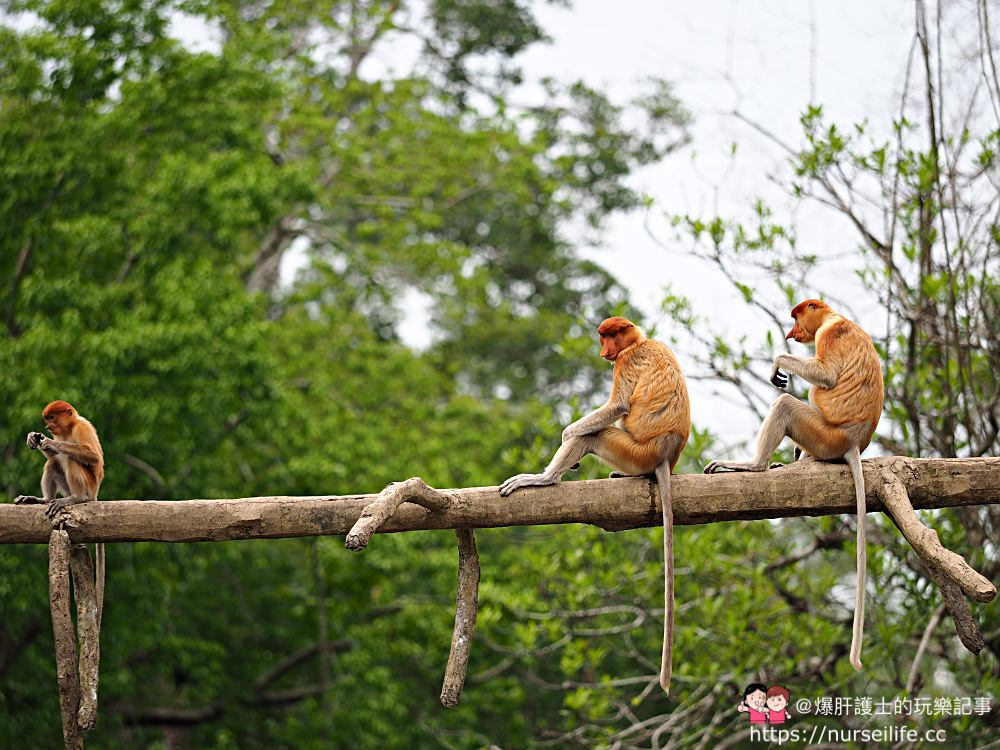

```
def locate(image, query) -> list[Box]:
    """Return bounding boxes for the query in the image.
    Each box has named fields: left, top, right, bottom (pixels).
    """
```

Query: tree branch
left=3, top=458, right=998, bottom=545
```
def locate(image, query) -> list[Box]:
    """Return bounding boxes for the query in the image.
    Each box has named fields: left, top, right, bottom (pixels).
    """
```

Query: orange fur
left=786, top=300, right=883, bottom=451
left=706, top=299, right=884, bottom=672
left=42, top=401, right=105, bottom=498
left=500, top=317, right=690, bottom=693
left=610, top=336, right=690, bottom=471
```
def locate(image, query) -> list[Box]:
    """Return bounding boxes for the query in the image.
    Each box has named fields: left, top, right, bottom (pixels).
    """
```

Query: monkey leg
left=499, top=435, right=596, bottom=496
left=705, top=395, right=849, bottom=473
left=16, top=460, right=66, bottom=505
left=589, top=428, right=665, bottom=476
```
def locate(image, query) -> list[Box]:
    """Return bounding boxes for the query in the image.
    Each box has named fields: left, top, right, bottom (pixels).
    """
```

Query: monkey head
left=42, top=400, right=77, bottom=438
left=598, top=317, right=642, bottom=361
left=786, top=299, right=832, bottom=343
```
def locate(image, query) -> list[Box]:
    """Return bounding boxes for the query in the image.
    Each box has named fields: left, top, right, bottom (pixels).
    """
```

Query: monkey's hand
left=770, top=365, right=788, bottom=389
left=26, top=432, right=45, bottom=450
left=14, top=495, right=44, bottom=505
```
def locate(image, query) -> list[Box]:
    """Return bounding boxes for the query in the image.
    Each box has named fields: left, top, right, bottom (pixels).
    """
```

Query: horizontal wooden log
left=0, top=457, right=997, bottom=545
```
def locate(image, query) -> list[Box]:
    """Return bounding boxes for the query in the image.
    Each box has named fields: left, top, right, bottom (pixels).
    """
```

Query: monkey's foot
left=13, top=495, right=43, bottom=505
left=703, top=460, right=767, bottom=474
left=45, top=499, right=73, bottom=519
left=498, top=473, right=556, bottom=496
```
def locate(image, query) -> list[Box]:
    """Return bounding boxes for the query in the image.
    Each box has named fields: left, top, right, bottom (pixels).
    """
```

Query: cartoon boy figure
left=737, top=683, right=768, bottom=725
left=766, top=685, right=792, bottom=724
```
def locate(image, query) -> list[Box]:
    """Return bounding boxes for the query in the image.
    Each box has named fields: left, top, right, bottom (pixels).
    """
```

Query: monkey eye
left=808, top=303, right=816, bottom=310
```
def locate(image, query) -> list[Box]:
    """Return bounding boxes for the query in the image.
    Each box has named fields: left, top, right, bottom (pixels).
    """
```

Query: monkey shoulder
left=636, top=339, right=679, bottom=364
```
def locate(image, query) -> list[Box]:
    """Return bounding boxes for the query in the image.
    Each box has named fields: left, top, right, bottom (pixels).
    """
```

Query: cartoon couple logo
left=738, top=683, right=792, bottom=725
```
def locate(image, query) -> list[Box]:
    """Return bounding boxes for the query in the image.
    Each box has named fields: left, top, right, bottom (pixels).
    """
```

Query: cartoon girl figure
left=737, top=683, right=768, bottom=725
left=766, top=685, right=792, bottom=724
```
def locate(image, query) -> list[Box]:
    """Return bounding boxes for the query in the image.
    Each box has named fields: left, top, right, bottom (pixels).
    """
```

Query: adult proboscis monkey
left=500, top=317, right=691, bottom=692
left=704, top=299, right=883, bottom=670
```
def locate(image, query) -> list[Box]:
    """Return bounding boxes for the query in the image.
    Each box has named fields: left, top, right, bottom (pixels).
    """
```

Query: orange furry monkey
left=16, top=400, right=105, bottom=516
left=16, top=400, right=106, bottom=622
left=705, top=299, right=883, bottom=670
left=500, top=317, right=690, bottom=692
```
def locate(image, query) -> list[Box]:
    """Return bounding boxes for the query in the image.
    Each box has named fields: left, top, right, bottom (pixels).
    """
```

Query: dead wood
left=875, top=466, right=996, bottom=653
left=70, top=545, right=101, bottom=732
left=49, top=530, right=83, bottom=750
left=440, top=529, right=480, bottom=708
left=346, top=476, right=451, bottom=551
left=1, top=457, right=997, bottom=546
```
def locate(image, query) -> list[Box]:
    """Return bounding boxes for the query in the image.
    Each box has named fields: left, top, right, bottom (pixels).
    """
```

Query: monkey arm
left=562, top=401, right=629, bottom=441
left=771, top=354, right=838, bottom=389
left=38, top=438, right=101, bottom=466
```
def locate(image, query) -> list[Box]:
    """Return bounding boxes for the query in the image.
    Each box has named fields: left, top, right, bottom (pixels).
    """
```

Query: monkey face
left=598, top=317, right=640, bottom=361
left=42, top=400, right=76, bottom=437
left=786, top=299, right=830, bottom=343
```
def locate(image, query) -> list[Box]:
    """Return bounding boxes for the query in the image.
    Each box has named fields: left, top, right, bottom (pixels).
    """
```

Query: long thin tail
left=654, top=463, right=674, bottom=693
left=844, top=447, right=866, bottom=671
left=95, top=542, right=105, bottom=630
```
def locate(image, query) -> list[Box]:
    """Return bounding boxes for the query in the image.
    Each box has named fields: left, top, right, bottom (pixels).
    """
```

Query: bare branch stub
left=49, top=530, right=83, bottom=750
left=925, top=566, right=985, bottom=654
left=876, top=467, right=996, bottom=652
left=877, top=468, right=996, bottom=602
left=441, top=528, right=480, bottom=708
left=345, top=477, right=452, bottom=551
left=70, top=545, right=101, bottom=732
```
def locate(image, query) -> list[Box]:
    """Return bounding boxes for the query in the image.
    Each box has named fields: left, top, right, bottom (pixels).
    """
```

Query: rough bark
left=875, top=465, right=995, bottom=653
left=346, top=477, right=451, bottom=551
left=69, top=545, right=101, bottom=732
left=876, top=468, right=995, bottom=602
left=440, top=529, right=480, bottom=708
left=48, top=530, right=83, bottom=750
left=2, top=457, right=997, bottom=545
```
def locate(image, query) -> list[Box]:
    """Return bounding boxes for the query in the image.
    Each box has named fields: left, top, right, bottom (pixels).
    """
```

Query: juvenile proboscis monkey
left=500, top=317, right=690, bottom=693
left=15, top=400, right=107, bottom=619
left=704, top=299, right=883, bottom=670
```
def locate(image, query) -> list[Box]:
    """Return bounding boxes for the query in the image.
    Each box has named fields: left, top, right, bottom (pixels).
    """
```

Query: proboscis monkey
left=15, top=400, right=106, bottom=623
left=704, top=299, right=883, bottom=670
left=500, top=317, right=690, bottom=692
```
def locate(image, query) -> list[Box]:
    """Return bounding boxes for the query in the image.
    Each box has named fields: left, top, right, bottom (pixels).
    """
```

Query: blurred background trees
left=0, top=0, right=996, bottom=748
